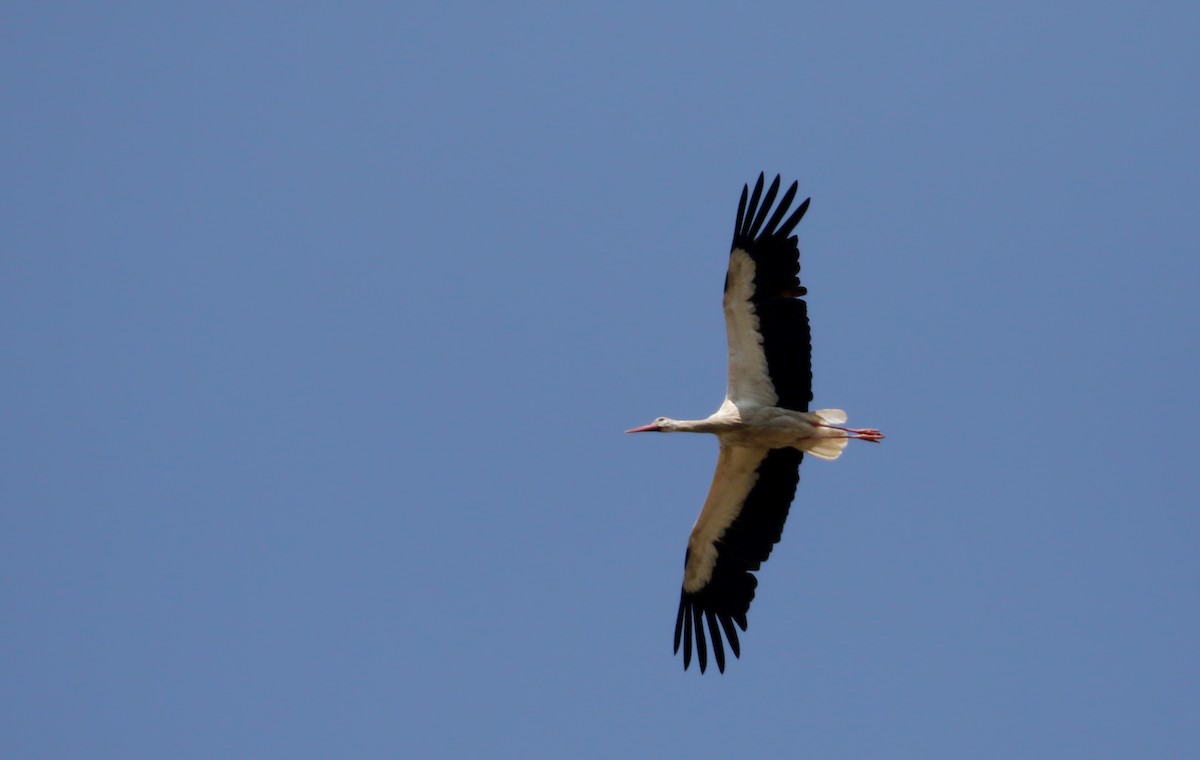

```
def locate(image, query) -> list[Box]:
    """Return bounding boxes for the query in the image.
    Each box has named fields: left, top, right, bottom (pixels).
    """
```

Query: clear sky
left=4, top=2, right=1198, bottom=758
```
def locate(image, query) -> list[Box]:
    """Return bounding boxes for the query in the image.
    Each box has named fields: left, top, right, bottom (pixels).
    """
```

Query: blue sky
left=3, top=2, right=1198, bottom=758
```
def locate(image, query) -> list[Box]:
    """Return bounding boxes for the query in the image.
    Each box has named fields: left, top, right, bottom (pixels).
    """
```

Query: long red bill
left=625, top=423, right=660, bottom=433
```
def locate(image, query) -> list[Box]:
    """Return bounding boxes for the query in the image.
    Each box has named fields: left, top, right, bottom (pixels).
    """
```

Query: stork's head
left=626, top=417, right=671, bottom=433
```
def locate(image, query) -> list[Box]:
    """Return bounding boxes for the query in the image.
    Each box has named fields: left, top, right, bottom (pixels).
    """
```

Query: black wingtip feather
left=742, top=173, right=766, bottom=239
left=674, top=600, right=685, bottom=654
left=719, top=615, right=741, bottom=658
left=747, top=175, right=781, bottom=240
left=706, top=611, right=726, bottom=673
left=777, top=197, right=811, bottom=239
left=761, top=181, right=799, bottom=238
left=682, top=601, right=693, bottom=669
left=734, top=184, right=749, bottom=240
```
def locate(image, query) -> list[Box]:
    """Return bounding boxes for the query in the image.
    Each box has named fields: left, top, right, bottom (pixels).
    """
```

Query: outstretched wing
left=675, top=445, right=803, bottom=673
left=723, top=173, right=813, bottom=411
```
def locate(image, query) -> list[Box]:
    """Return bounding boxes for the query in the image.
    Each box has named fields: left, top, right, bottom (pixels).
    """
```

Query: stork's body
left=631, top=403, right=878, bottom=454
left=628, top=174, right=882, bottom=673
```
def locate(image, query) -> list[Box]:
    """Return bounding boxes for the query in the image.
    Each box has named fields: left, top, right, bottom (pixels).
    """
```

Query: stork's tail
left=804, top=409, right=850, bottom=460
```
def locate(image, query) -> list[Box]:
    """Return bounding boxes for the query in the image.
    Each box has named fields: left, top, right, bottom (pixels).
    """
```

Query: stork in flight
left=627, top=174, right=883, bottom=673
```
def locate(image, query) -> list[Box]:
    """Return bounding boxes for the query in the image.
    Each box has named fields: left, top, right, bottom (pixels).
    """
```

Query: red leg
left=815, top=423, right=885, bottom=443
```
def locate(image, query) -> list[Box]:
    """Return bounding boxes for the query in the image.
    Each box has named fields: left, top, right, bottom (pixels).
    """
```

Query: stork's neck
left=663, top=416, right=733, bottom=434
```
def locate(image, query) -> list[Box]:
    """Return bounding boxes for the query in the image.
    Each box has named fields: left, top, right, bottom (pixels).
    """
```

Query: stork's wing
left=675, top=445, right=803, bottom=673
left=723, top=174, right=813, bottom=411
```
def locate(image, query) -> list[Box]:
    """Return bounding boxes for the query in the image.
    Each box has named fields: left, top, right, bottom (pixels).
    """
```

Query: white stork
left=627, top=174, right=883, bottom=673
